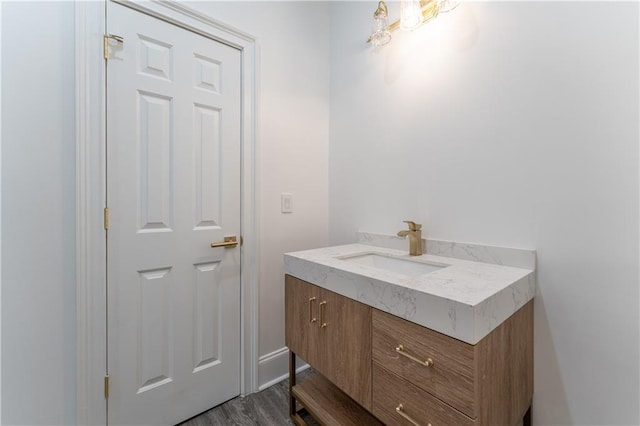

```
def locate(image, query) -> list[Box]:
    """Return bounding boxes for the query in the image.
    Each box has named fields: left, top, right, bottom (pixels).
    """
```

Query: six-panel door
left=106, top=3, right=242, bottom=424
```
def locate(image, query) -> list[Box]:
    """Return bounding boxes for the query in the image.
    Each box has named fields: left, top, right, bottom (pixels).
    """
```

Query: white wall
left=1, top=1, right=77, bottom=424
left=184, top=1, right=330, bottom=385
left=329, top=2, right=638, bottom=425
left=1, top=3, right=329, bottom=422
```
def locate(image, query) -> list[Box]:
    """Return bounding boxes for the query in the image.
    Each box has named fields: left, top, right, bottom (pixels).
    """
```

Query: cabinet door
left=285, top=275, right=320, bottom=368
left=317, top=287, right=372, bottom=410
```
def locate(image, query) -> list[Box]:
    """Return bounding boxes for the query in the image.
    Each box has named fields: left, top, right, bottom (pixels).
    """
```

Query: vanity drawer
left=373, top=363, right=474, bottom=426
left=372, top=309, right=476, bottom=418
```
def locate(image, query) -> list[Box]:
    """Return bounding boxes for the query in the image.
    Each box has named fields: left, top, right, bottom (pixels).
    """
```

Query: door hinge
left=104, top=207, right=110, bottom=230
left=104, top=374, right=110, bottom=399
left=103, top=34, right=124, bottom=61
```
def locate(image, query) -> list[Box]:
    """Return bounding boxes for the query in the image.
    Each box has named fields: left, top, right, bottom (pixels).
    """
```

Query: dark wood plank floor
left=179, top=369, right=317, bottom=426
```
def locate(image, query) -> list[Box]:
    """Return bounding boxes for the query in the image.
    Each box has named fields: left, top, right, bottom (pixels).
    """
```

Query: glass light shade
left=438, top=0, right=460, bottom=13
left=370, top=12, right=391, bottom=46
left=400, top=0, right=423, bottom=31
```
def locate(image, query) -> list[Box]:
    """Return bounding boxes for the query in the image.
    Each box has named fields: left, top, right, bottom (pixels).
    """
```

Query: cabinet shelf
left=291, top=372, right=384, bottom=426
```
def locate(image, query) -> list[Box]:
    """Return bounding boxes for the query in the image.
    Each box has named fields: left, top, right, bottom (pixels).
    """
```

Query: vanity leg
left=523, top=405, right=532, bottom=426
left=289, top=350, right=296, bottom=418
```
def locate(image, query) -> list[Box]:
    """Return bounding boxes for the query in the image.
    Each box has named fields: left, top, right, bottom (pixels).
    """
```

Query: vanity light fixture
left=367, top=0, right=459, bottom=46
left=400, top=0, right=424, bottom=31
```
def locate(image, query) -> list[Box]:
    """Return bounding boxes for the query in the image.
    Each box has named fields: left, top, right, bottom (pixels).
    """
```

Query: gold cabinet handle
left=210, top=236, right=238, bottom=248
left=319, top=301, right=327, bottom=328
left=395, top=404, right=431, bottom=426
left=308, top=297, right=317, bottom=323
left=395, top=344, right=434, bottom=367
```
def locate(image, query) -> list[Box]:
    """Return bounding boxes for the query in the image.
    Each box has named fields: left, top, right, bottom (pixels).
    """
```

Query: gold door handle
left=395, top=404, right=430, bottom=426
left=395, top=344, right=434, bottom=367
left=210, top=236, right=238, bottom=248
left=319, top=301, right=327, bottom=328
left=309, top=297, right=317, bottom=323
left=103, top=34, right=124, bottom=60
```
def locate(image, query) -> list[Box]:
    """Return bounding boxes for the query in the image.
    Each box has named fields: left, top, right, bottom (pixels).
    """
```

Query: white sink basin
left=339, top=253, right=447, bottom=276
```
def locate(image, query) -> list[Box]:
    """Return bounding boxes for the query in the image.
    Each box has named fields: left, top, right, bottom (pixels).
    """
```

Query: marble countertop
left=284, top=244, right=535, bottom=345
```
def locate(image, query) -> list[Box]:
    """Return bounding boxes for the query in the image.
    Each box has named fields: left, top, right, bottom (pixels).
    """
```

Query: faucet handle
left=403, top=221, right=422, bottom=231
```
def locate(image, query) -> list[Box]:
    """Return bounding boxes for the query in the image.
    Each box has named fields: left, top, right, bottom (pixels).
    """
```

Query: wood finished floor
left=179, top=369, right=318, bottom=426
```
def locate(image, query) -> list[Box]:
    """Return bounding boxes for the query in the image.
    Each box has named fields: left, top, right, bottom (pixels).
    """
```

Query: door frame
left=75, top=1, right=259, bottom=424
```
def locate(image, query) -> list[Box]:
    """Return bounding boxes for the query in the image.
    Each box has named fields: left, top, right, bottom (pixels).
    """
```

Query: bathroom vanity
left=284, top=236, right=535, bottom=426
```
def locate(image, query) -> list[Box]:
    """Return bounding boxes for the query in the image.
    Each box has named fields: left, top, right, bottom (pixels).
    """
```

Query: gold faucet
left=397, top=221, right=423, bottom=256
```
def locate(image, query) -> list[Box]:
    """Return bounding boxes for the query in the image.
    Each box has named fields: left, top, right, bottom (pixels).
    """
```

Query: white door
left=106, top=3, right=242, bottom=424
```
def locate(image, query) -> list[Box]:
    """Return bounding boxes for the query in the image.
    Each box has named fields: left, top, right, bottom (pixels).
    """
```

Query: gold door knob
left=210, top=236, right=239, bottom=248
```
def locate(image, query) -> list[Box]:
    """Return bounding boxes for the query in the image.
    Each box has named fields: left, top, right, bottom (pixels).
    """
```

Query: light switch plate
left=281, top=193, right=293, bottom=213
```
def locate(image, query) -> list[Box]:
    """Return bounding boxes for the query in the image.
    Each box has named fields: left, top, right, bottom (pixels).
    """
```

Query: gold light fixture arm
left=375, top=0, right=388, bottom=17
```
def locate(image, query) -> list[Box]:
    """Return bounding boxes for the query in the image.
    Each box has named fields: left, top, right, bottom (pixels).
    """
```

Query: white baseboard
left=257, top=347, right=309, bottom=391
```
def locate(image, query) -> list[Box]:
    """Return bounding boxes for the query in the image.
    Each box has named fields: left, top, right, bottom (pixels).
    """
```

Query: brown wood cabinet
left=285, top=274, right=533, bottom=426
left=285, top=275, right=372, bottom=410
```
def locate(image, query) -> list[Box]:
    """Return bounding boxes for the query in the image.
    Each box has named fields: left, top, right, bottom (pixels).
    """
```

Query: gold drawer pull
left=395, top=344, right=434, bottom=367
left=308, top=297, right=317, bottom=323
left=319, top=301, right=327, bottom=328
left=395, top=404, right=431, bottom=426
